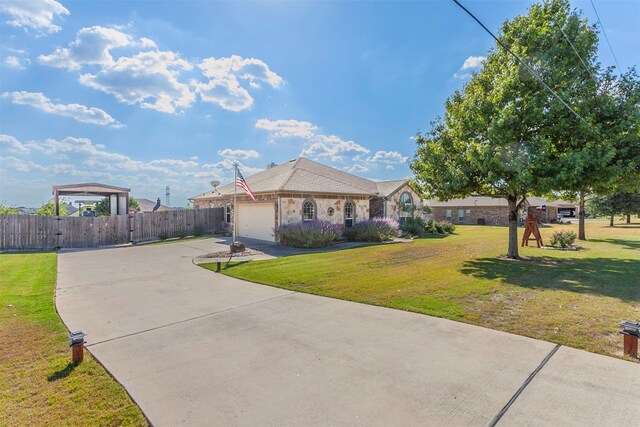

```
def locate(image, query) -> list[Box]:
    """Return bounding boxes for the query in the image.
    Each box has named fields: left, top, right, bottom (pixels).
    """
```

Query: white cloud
left=255, top=119, right=317, bottom=139
left=0, top=133, right=30, bottom=154
left=365, top=150, right=408, bottom=164
left=0, top=155, right=46, bottom=172
left=462, top=55, right=486, bottom=70
left=4, top=55, right=30, bottom=69
left=195, top=55, right=283, bottom=111
left=349, top=164, right=368, bottom=173
left=79, top=50, right=195, bottom=113
left=201, top=158, right=263, bottom=176
left=2, top=91, right=124, bottom=127
left=38, top=26, right=135, bottom=70
left=256, top=118, right=370, bottom=162
left=218, top=149, right=259, bottom=160
left=0, top=0, right=69, bottom=33
left=149, top=158, right=199, bottom=168
left=386, top=165, right=395, bottom=171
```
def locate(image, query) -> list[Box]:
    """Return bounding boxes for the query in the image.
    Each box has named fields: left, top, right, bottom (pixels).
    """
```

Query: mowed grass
left=0, top=253, right=147, bottom=426
left=206, top=219, right=639, bottom=361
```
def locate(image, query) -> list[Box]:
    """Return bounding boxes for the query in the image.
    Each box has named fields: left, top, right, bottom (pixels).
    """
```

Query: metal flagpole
left=233, top=163, right=237, bottom=242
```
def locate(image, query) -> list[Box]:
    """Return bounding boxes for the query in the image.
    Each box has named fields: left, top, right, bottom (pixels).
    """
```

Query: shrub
left=549, top=231, right=577, bottom=248
left=275, top=220, right=342, bottom=248
left=158, top=231, right=169, bottom=241
left=176, top=229, right=187, bottom=239
left=193, top=226, right=204, bottom=236
left=400, top=218, right=428, bottom=236
left=344, top=217, right=400, bottom=242
left=439, top=222, right=456, bottom=234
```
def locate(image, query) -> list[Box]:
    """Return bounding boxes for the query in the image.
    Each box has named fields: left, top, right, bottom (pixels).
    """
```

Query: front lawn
left=203, top=220, right=639, bottom=360
left=0, top=252, right=147, bottom=426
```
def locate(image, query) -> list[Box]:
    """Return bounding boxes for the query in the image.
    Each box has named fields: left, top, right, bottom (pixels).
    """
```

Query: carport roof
left=52, top=182, right=130, bottom=196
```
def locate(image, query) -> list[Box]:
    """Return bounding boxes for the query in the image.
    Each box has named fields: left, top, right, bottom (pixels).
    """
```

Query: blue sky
left=1, top=0, right=638, bottom=207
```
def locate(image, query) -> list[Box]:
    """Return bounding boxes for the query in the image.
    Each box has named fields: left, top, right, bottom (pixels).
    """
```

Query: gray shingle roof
left=191, top=157, right=408, bottom=200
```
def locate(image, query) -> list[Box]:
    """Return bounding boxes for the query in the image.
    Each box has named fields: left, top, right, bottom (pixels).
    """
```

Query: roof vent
left=267, top=162, right=278, bottom=169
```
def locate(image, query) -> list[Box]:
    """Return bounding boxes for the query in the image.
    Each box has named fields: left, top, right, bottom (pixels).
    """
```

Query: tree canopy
left=411, top=0, right=638, bottom=258
left=36, top=199, right=68, bottom=216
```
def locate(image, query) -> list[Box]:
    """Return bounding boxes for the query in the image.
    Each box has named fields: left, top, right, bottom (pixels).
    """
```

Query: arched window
left=399, top=192, right=413, bottom=224
left=302, top=200, right=315, bottom=221
left=344, top=201, right=354, bottom=227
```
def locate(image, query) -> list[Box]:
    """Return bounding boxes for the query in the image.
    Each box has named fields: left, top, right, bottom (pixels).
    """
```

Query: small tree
left=95, top=196, right=139, bottom=216
left=36, top=199, right=68, bottom=216
left=0, top=203, right=19, bottom=214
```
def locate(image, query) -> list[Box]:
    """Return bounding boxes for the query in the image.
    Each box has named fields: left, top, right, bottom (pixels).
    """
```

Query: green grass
left=204, top=219, right=640, bottom=361
left=0, top=252, right=147, bottom=426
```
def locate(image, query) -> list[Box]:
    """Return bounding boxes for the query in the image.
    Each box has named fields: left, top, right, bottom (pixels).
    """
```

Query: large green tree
left=411, top=0, right=626, bottom=258
left=95, top=196, right=139, bottom=216
left=35, top=199, right=68, bottom=216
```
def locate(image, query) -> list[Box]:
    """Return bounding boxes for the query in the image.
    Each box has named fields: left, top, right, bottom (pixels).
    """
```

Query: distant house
left=190, top=157, right=421, bottom=241
left=426, top=196, right=578, bottom=226
left=136, top=198, right=173, bottom=213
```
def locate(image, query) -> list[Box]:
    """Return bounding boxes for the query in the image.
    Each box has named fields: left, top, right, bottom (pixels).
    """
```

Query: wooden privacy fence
left=0, top=208, right=224, bottom=250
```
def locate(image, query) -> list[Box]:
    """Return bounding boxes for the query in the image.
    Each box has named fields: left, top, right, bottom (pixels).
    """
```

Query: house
left=136, top=198, right=173, bottom=213
left=190, top=157, right=422, bottom=241
left=426, top=196, right=579, bottom=226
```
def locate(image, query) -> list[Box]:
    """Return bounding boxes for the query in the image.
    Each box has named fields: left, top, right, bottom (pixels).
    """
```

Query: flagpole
left=233, top=163, right=237, bottom=242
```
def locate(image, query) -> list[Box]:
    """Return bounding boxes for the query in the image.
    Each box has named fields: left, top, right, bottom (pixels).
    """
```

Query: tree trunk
left=578, top=192, right=586, bottom=240
left=609, top=213, right=614, bottom=227
left=626, top=214, right=631, bottom=224
left=506, top=194, right=519, bottom=259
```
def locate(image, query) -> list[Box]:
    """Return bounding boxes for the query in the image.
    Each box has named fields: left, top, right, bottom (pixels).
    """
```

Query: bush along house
left=189, top=158, right=422, bottom=241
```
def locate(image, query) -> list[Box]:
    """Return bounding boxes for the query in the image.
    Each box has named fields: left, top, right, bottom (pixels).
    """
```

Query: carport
left=52, top=182, right=130, bottom=216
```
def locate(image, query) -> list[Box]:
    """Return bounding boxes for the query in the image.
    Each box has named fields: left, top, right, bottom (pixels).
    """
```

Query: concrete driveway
left=56, top=238, right=639, bottom=426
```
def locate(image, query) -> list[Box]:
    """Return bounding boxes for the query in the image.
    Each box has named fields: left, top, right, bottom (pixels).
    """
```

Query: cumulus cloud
left=256, top=118, right=370, bottom=162
left=348, top=164, right=369, bottom=173
left=454, top=55, right=486, bottom=79
left=38, top=26, right=135, bottom=70
left=2, top=91, right=124, bottom=127
left=201, top=158, right=263, bottom=176
left=218, top=148, right=259, bottom=160
left=0, top=133, right=30, bottom=154
left=195, top=55, right=284, bottom=111
left=365, top=150, right=408, bottom=164
left=4, top=55, right=30, bottom=69
left=0, top=155, right=46, bottom=172
left=0, top=0, right=69, bottom=33
left=79, top=50, right=195, bottom=113
left=462, top=55, right=486, bottom=70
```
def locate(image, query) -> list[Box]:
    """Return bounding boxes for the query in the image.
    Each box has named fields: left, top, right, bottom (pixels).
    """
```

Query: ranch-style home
left=426, top=196, right=579, bottom=226
left=190, top=157, right=422, bottom=241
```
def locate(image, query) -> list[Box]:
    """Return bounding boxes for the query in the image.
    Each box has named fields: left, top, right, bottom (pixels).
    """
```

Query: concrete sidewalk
left=56, top=238, right=639, bottom=426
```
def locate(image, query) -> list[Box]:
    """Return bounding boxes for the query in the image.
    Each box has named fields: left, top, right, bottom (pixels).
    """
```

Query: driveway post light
left=68, top=331, right=87, bottom=365
left=619, top=321, right=639, bottom=358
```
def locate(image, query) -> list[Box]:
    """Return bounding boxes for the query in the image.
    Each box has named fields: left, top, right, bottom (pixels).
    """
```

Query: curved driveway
left=56, top=238, right=639, bottom=426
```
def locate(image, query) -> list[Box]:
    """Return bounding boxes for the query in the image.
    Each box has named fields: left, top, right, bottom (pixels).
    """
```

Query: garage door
left=237, top=203, right=276, bottom=242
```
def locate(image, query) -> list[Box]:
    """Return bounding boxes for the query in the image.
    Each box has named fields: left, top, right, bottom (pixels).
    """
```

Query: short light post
left=619, top=321, right=639, bottom=358
left=68, top=331, right=87, bottom=365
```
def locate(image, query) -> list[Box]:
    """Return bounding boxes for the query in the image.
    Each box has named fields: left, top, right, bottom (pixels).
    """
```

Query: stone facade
left=385, top=185, right=423, bottom=222
left=278, top=193, right=369, bottom=226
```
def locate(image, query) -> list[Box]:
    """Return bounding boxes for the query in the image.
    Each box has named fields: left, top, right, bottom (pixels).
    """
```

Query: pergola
left=52, top=183, right=131, bottom=216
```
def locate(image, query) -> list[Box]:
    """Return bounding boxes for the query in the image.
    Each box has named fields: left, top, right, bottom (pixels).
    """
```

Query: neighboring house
left=136, top=198, right=173, bottom=213
left=426, top=196, right=578, bottom=226
left=190, top=157, right=422, bottom=241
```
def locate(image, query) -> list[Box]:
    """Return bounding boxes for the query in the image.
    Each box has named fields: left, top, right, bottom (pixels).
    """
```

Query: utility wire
left=451, top=0, right=589, bottom=125
left=558, top=23, right=598, bottom=84
left=589, top=0, right=621, bottom=70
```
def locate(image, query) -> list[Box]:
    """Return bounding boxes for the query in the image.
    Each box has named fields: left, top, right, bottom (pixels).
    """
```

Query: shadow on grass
left=589, top=238, right=640, bottom=250
left=47, top=362, right=76, bottom=382
left=460, top=256, right=640, bottom=301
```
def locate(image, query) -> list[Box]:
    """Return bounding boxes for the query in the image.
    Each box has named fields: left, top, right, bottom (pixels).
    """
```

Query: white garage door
left=237, top=203, right=276, bottom=242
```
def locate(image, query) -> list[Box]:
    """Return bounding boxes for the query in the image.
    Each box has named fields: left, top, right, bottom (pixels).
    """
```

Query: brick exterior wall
left=432, top=206, right=510, bottom=226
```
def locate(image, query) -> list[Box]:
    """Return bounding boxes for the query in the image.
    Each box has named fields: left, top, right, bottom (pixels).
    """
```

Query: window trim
left=225, top=203, right=232, bottom=223
left=344, top=200, right=355, bottom=227
left=302, top=199, right=316, bottom=221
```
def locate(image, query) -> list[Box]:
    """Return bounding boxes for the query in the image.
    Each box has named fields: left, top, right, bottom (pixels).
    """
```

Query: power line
left=451, top=0, right=589, bottom=125
left=589, top=0, right=621, bottom=70
left=558, top=23, right=598, bottom=84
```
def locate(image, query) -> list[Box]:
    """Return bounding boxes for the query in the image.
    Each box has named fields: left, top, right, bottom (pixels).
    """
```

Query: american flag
left=235, top=168, right=255, bottom=200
